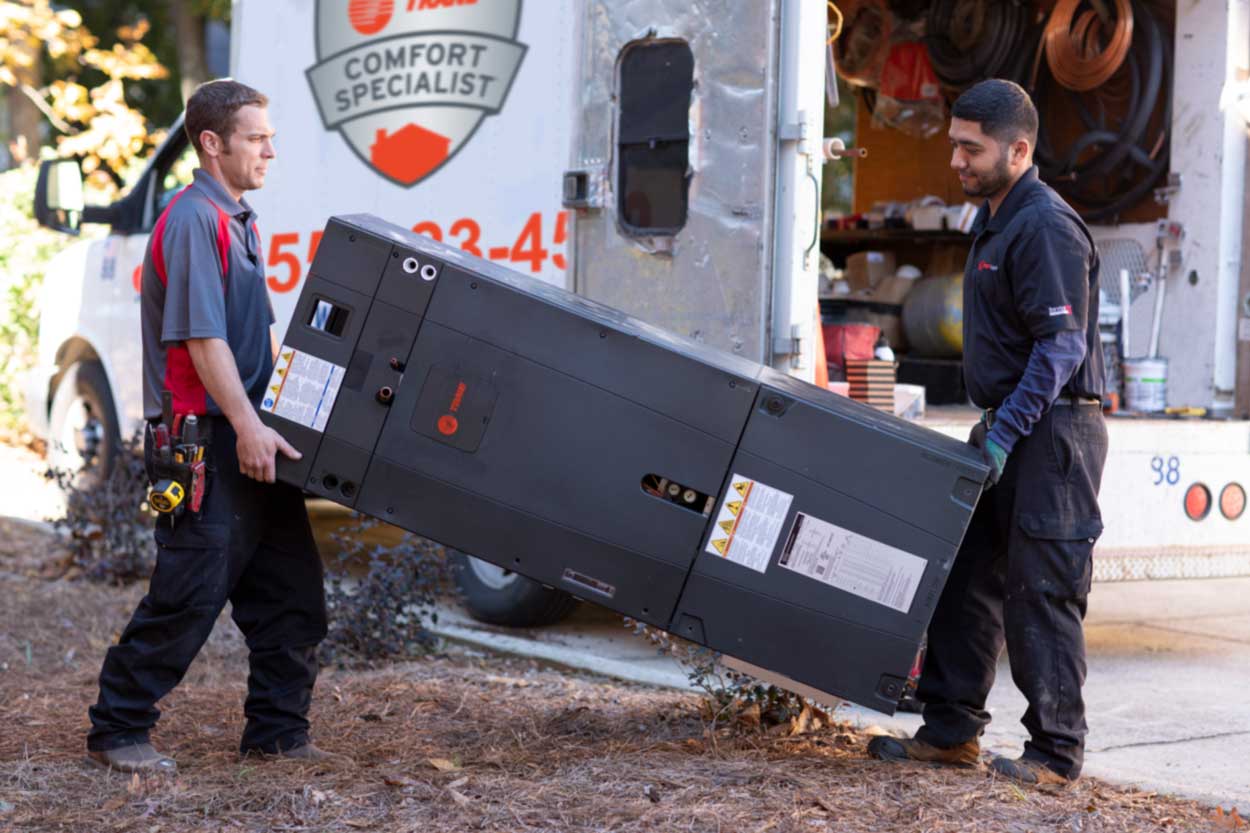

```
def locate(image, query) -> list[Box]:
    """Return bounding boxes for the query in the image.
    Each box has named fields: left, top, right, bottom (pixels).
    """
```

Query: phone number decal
left=264, top=210, right=568, bottom=293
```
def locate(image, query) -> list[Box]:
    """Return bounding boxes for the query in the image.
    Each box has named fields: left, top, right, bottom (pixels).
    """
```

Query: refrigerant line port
left=641, top=474, right=714, bottom=516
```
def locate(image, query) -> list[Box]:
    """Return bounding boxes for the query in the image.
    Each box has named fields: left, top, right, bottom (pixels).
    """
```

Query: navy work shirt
left=962, top=166, right=1105, bottom=415
left=140, top=169, right=276, bottom=420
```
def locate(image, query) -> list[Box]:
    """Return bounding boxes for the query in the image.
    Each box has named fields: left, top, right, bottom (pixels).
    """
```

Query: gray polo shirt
left=140, top=169, right=275, bottom=420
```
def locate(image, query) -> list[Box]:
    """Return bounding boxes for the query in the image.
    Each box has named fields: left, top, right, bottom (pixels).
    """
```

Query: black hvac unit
left=260, top=214, right=988, bottom=713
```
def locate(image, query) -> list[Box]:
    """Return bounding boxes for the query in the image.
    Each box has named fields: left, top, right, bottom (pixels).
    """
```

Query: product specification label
left=259, top=346, right=344, bottom=433
left=704, top=475, right=794, bottom=574
left=779, top=513, right=927, bottom=614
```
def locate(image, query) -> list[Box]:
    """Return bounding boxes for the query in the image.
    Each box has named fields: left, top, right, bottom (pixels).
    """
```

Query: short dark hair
left=185, top=79, right=268, bottom=154
left=951, top=79, right=1038, bottom=147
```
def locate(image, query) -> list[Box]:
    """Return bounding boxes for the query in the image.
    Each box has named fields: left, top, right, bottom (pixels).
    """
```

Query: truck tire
left=47, top=360, right=120, bottom=485
left=450, top=551, right=578, bottom=627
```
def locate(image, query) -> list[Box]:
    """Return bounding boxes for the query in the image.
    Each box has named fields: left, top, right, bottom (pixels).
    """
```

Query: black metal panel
left=672, top=575, right=918, bottom=712
left=423, top=264, right=758, bottom=445
left=372, top=319, right=736, bottom=572
left=674, top=445, right=966, bottom=710
left=309, top=216, right=392, bottom=298
left=324, top=299, right=421, bottom=450
left=305, top=434, right=372, bottom=507
left=355, top=458, right=688, bottom=626
left=748, top=370, right=985, bottom=544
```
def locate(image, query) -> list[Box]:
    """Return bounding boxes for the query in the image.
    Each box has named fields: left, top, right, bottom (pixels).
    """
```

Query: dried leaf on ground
left=428, top=757, right=459, bottom=772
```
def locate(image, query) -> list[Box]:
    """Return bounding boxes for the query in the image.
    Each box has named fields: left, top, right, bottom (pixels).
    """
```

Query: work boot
left=989, top=755, right=1071, bottom=786
left=866, top=734, right=981, bottom=768
left=86, top=743, right=177, bottom=774
left=242, top=742, right=348, bottom=764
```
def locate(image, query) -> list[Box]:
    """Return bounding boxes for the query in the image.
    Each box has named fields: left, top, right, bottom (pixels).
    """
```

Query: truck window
left=156, top=142, right=197, bottom=214
left=616, top=40, right=694, bottom=236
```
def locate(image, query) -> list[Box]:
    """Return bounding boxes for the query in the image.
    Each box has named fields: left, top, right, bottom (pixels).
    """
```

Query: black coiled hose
left=1033, top=0, right=1171, bottom=221
left=924, top=0, right=1033, bottom=90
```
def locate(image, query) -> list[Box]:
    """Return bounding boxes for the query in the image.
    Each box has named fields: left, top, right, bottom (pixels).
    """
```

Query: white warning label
left=704, top=474, right=794, bottom=573
left=259, top=345, right=344, bottom=433
left=779, top=512, right=926, bottom=614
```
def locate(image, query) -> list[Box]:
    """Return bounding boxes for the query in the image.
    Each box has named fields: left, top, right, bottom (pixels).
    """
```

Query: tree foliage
left=1, top=0, right=168, bottom=185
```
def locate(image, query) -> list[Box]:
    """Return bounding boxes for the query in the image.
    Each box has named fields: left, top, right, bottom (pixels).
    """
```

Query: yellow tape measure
left=149, top=479, right=185, bottom=514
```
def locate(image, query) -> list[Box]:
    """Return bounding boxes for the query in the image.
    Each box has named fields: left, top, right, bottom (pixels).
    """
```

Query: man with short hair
left=868, top=79, right=1108, bottom=785
left=87, top=79, right=334, bottom=773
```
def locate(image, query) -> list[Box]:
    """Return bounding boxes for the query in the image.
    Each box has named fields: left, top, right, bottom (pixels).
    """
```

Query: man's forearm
left=185, top=337, right=263, bottom=432
left=988, top=329, right=1087, bottom=453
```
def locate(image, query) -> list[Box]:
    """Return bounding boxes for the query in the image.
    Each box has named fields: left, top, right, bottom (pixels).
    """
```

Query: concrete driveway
left=430, top=576, right=1250, bottom=812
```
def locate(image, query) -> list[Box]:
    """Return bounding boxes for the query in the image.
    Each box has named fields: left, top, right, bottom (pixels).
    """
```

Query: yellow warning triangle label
left=276, top=367, right=286, bottom=377
left=733, top=481, right=751, bottom=497
left=726, top=500, right=743, bottom=517
left=710, top=539, right=728, bottom=555
left=718, top=520, right=734, bottom=534
left=270, top=385, right=280, bottom=394
left=282, top=351, right=294, bottom=362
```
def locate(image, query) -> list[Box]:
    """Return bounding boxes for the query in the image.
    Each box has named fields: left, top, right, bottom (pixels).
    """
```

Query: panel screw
left=389, top=356, right=406, bottom=372
left=766, top=397, right=785, bottom=415
left=376, top=386, right=394, bottom=405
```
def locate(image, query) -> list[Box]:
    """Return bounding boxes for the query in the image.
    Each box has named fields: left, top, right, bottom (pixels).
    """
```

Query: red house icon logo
left=370, top=124, right=452, bottom=186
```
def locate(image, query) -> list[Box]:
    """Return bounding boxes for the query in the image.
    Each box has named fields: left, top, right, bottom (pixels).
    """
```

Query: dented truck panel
left=567, top=0, right=782, bottom=365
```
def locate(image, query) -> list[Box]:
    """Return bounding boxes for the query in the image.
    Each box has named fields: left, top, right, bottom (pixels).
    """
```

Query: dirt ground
left=0, top=532, right=1239, bottom=833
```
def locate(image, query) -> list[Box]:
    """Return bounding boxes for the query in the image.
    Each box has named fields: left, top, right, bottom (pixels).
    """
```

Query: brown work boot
left=243, top=742, right=349, bottom=765
left=867, top=734, right=981, bottom=768
left=989, top=755, right=1072, bottom=785
left=86, top=743, right=177, bottom=775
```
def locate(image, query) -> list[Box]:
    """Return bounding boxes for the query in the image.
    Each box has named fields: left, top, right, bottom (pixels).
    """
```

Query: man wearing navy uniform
left=869, top=79, right=1108, bottom=785
left=87, top=80, right=335, bottom=773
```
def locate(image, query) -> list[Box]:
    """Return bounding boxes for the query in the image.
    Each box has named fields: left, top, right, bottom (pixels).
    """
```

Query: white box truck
left=24, top=0, right=1250, bottom=627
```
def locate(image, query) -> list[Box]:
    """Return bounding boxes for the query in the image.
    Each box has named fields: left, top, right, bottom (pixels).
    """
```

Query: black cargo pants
left=88, top=417, right=328, bottom=754
left=915, top=402, right=1108, bottom=778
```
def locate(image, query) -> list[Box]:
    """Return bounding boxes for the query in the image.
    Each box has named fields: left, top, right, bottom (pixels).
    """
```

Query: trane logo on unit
left=438, top=380, right=468, bottom=436
left=306, top=0, right=528, bottom=187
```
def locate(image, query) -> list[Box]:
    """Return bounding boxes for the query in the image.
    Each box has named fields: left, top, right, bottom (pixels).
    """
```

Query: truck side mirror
left=34, top=159, right=86, bottom=235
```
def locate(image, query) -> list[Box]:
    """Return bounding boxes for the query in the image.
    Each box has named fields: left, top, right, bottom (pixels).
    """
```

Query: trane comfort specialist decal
left=307, top=0, right=528, bottom=187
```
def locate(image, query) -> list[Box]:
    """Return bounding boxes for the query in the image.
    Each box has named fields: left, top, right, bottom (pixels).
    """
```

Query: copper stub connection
left=1044, top=0, right=1134, bottom=92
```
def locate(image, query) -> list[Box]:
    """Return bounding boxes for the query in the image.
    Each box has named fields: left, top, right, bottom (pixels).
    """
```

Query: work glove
left=967, top=417, right=1008, bottom=486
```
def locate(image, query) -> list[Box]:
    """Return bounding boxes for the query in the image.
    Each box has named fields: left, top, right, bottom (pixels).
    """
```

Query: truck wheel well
left=48, top=338, right=103, bottom=417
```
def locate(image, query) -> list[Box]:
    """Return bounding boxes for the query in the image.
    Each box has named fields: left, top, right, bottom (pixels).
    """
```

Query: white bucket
left=1123, top=357, right=1168, bottom=412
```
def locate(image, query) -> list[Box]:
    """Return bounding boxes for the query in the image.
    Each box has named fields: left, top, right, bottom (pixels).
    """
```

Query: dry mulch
left=0, top=571, right=1238, bottom=833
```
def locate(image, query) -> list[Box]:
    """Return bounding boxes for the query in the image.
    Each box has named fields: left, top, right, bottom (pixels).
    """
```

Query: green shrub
left=0, top=164, right=66, bottom=436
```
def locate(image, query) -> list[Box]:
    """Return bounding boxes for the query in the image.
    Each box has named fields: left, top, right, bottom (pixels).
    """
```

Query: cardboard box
left=845, top=251, right=896, bottom=293
left=870, top=273, right=919, bottom=305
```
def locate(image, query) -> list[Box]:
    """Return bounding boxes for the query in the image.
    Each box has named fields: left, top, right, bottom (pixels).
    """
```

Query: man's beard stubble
left=962, top=154, right=1012, bottom=199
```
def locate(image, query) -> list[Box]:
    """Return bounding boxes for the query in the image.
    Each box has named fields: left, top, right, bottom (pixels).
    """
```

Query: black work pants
left=915, top=403, right=1108, bottom=778
left=88, top=417, right=328, bottom=754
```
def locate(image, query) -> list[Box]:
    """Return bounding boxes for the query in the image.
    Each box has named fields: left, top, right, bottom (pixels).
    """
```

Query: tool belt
left=144, top=391, right=212, bottom=516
